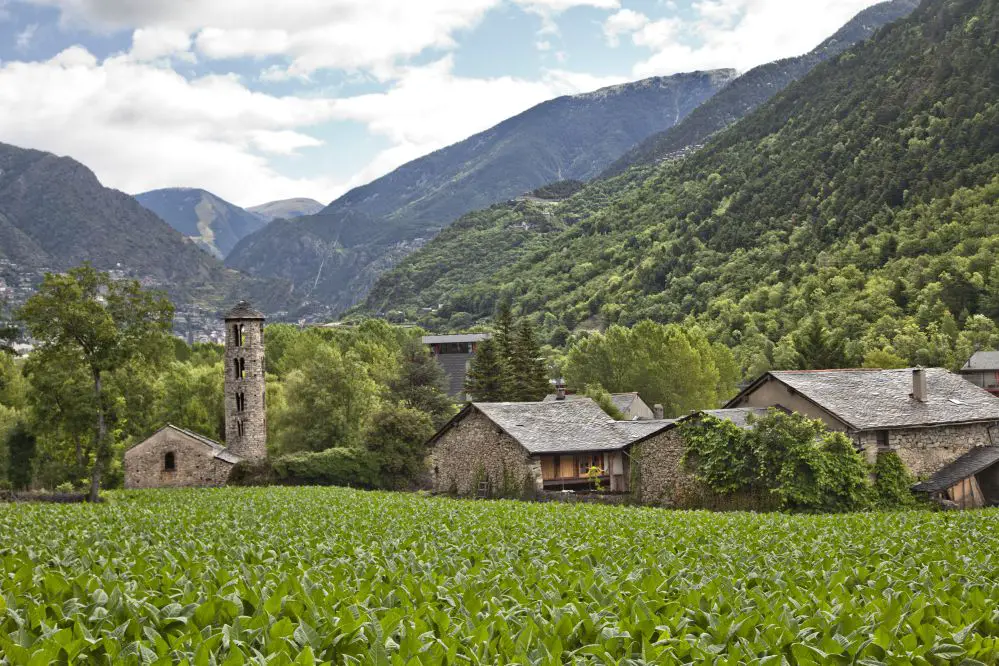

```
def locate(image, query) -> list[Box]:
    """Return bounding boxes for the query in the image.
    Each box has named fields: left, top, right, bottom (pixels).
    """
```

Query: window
left=875, top=430, right=889, bottom=450
left=579, top=454, right=604, bottom=477
left=164, top=451, right=176, bottom=471
left=237, top=420, right=244, bottom=437
left=232, top=324, right=244, bottom=347
left=236, top=392, right=246, bottom=413
left=233, top=357, right=245, bottom=379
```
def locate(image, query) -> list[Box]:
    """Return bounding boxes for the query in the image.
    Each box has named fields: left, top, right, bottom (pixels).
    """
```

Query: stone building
left=429, top=398, right=664, bottom=496
left=628, top=409, right=772, bottom=509
left=124, top=425, right=240, bottom=488
left=725, top=368, right=999, bottom=478
left=124, top=301, right=267, bottom=488
left=543, top=391, right=657, bottom=420
left=224, top=301, right=267, bottom=461
left=423, top=333, right=491, bottom=399
left=914, top=446, right=999, bottom=508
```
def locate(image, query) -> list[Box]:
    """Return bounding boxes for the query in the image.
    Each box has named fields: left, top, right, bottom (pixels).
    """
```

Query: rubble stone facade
left=631, top=428, right=778, bottom=511
left=431, top=410, right=543, bottom=496
left=854, top=423, right=995, bottom=478
left=124, top=427, right=234, bottom=488
left=224, top=306, right=267, bottom=461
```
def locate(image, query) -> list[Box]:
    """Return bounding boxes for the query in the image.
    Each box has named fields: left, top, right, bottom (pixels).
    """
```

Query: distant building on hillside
left=423, top=333, right=491, bottom=399
left=959, top=351, right=999, bottom=396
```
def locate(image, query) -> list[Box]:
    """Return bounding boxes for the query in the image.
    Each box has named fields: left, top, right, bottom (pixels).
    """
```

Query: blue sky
left=0, top=0, right=885, bottom=207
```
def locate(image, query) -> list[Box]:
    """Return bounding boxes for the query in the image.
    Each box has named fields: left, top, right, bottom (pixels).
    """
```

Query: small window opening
left=234, top=357, right=245, bottom=380
left=876, top=430, right=889, bottom=450
left=232, top=324, right=244, bottom=347
left=237, top=420, right=244, bottom=437
left=236, top=392, right=245, bottom=413
left=164, top=451, right=176, bottom=471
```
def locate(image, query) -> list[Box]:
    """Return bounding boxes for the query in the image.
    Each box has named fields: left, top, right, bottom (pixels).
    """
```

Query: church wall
left=124, top=429, right=233, bottom=489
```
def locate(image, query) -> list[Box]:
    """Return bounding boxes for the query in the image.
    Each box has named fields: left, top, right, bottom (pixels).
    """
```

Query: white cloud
left=0, top=46, right=621, bottom=206
left=15, top=23, right=37, bottom=50
left=603, top=9, right=648, bottom=46
left=129, top=27, right=192, bottom=61
left=626, top=0, right=885, bottom=76
left=0, top=48, right=342, bottom=205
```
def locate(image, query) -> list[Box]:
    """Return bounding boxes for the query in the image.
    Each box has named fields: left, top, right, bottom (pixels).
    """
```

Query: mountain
left=600, top=0, right=920, bottom=178
left=135, top=188, right=267, bottom=258
left=0, top=142, right=291, bottom=310
left=226, top=70, right=739, bottom=314
left=248, top=198, right=324, bottom=222
left=353, top=0, right=999, bottom=376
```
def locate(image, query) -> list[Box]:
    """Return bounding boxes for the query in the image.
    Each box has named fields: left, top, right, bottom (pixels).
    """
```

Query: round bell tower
left=224, top=301, right=267, bottom=461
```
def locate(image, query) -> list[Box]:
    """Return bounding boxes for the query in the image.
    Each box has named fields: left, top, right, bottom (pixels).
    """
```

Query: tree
left=19, top=264, right=173, bottom=501
left=157, top=361, right=226, bottom=441
left=564, top=321, right=731, bottom=417
left=364, top=405, right=435, bottom=489
left=509, top=320, right=549, bottom=401
left=464, top=338, right=508, bottom=401
left=493, top=300, right=515, bottom=362
left=275, top=343, right=381, bottom=453
left=583, top=384, right=625, bottom=420
left=389, top=337, right=455, bottom=428
left=5, top=421, right=36, bottom=490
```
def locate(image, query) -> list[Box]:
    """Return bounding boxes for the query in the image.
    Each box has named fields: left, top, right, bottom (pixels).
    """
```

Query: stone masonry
left=224, top=302, right=267, bottom=461
left=431, top=410, right=543, bottom=496
left=854, top=423, right=995, bottom=478
left=124, top=426, right=234, bottom=488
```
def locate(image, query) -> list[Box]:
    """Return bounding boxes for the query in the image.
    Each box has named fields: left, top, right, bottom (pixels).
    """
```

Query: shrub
left=271, top=448, right=381, bottom=488
left=873, top=450, right=918, bottom=508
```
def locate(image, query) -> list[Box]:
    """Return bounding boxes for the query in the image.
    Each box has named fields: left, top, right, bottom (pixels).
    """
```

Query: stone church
left=124, top=302, right=267, bottom=488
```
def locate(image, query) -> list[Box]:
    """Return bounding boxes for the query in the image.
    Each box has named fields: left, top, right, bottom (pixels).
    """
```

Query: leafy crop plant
left=1, top=487, right=998, bottom=664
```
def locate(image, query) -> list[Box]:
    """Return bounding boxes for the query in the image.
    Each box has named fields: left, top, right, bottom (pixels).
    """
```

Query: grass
left=1, top=486, right=998, bottom=664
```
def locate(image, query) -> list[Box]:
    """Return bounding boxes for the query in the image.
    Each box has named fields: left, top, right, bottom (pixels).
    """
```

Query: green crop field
left=2, top=488, right=998, bottom=665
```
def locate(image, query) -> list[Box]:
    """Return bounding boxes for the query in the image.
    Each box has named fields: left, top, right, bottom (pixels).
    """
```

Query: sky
left=0, top=0, right=887, bottom=208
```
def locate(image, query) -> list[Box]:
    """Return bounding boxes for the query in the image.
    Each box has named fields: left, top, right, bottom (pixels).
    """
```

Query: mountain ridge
left=225, top=69, right=739, bottom=315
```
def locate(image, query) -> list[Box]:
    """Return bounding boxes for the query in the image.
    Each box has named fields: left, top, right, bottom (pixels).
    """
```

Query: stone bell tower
left=224, top=301, right=267, bottom=461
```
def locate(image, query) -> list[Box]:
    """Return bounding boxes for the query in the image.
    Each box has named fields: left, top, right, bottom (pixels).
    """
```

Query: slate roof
left=728, top=368, right=999, bottom=431
left=701, top=408, right=772, bottom=429
left=224, top=301, right=265, bottom=320
left=542, top=392, right=648, bottom=415
left=913, top=446, right=999, bottom=493
left=127, top=424, right=243, bottom=465
left=422, top=333, right=491, bottom=344
left=962, top=351, right=999, bottom=371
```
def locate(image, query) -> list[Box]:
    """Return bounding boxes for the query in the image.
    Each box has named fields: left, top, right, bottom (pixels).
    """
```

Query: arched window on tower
left=232, top=324, right=243, bottom=347
left=234, top=358, right=245, bottom=379
left=236, top=392, right=245, bottom=412
left=237, top=421, right=244, bottom=437
left=164, top=451, right=176, bottom=471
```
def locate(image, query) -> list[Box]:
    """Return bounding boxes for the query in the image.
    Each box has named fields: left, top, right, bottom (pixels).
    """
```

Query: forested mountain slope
left=225, top=71, right=738, bottom=314
left=136, top=188, right=267, bottom=258
left=0, top=142, right=291, bottom=309
left=600, top=0, right=919, bottom=178
left=355, top=0, right=999, bottom=378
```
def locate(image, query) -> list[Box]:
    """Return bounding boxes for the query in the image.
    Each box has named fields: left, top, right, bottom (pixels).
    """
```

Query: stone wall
left=224, top=318, right=267, bottom=461
left=431, top=410, right=542, bottom=496
left=631, top=428, right=777, bottom=511
left=855, top=423, right=997, bottom=478
left=124, top=428, right=233, bottom=489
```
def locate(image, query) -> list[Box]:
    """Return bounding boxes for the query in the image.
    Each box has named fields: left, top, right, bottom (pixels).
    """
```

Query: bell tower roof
left=224, top=301, right=265, bottom=321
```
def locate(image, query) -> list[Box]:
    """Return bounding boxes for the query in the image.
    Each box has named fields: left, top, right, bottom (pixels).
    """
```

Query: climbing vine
left=873, top=451, right=918, bottom=508
left=682, top=410, right=876, bottom=512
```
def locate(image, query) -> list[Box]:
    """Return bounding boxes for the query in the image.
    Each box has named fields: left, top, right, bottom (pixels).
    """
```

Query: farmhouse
left=543, top=390, right=658, bottom=420
left=429, top=398, right=666, bottom=495
left=725, top=368, right=999, bottom=477
left=124, top=301, right=268, bottom=489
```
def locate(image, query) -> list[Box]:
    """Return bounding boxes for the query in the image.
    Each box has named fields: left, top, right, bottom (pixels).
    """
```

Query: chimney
left=911, top=367, right=928, bottom=402
left=555, top=380, right=566, bottom=401
left=653, top=404, right=665, bottom=420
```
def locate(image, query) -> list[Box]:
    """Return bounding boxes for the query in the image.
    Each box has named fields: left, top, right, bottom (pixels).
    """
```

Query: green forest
left=355, top=0, right=999, bottom=380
